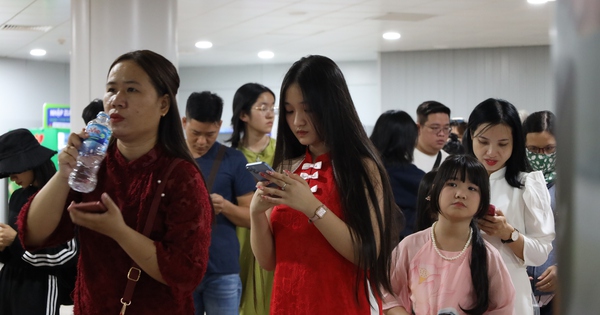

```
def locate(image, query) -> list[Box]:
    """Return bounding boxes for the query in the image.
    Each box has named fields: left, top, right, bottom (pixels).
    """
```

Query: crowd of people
left=0, top=49, right=558, bottom=315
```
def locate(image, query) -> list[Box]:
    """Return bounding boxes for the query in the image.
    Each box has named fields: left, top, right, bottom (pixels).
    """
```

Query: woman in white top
left=463, top=98, right=555, bottom=315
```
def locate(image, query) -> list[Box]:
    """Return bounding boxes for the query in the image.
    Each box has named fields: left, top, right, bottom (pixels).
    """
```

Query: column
left=553, top=0, right=600, bottom=313
left=70, top=0, right=177, bottom=131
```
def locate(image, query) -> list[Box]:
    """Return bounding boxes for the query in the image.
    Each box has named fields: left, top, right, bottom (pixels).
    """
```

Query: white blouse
left=483, top=167, right=555, bottom=315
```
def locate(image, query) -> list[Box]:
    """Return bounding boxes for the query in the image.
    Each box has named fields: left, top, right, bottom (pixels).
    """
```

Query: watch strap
left=501, top=228, right=519, bottom=243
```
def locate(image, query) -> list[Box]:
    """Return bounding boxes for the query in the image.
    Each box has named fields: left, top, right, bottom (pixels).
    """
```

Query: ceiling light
left=527, top=0, right=550, bottom=4
left=30, top=49, right=46, bottom=56
left=258, top=50, right=274, bottom=59
left=382, top=32, right=401, bottom=40
left=195, top=41, right=213, bottom=49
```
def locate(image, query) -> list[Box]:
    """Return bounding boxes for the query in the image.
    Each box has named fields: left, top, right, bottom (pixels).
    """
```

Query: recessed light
left=195, top=41, right=213, bottom=49
left=382, top=32, right=401, bottom=40
left=527, top=0, right=549, bottom=4
left=258, top=51, right=274, bottom=59
left=30, top=49, right=46, bottom=56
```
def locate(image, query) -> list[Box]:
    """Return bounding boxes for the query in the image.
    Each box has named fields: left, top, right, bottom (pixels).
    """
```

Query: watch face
left=316, top=207, right=326, bottom=218
left=511, top=230, right=519, bottom=241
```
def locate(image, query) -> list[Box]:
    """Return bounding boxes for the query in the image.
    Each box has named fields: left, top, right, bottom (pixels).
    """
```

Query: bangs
left=448, top=159, right=487, bottom=189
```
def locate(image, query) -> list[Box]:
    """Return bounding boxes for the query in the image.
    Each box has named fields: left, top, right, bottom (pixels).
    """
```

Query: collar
left=197, top=142, right=222, bottom=160
left=489, top=166, right=507, bottom=180
left=304, top=146, right=331, bottom=164
left=112, top=143, right=162, bottom=172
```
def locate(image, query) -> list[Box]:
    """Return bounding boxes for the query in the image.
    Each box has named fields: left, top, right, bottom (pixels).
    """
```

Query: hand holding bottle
left=68, top=112, right=112, bottom=193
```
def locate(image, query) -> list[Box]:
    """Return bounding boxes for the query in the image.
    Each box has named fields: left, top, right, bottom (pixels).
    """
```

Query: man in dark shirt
left=183, top=91, right=256, bottom=315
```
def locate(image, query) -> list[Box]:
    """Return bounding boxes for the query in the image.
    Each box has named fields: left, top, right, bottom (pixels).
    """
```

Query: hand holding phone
left=69, top=201, right=107, bottom=213
left=246, top=162, right=279, bottom=188
left=487, top=204, right=496, bottom=216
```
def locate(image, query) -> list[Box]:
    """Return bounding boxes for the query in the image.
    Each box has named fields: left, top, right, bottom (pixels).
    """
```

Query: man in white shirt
left=413, top=101, right=452, bottom=172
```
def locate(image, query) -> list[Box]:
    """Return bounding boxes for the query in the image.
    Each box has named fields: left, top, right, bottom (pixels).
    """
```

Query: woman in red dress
left=18, top=50, right=213, bottom=314
left=249, top=55, right=400, bottom=314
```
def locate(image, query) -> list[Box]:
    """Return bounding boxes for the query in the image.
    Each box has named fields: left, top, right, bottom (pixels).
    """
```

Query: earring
left=425, top=196, right=431, bottom=201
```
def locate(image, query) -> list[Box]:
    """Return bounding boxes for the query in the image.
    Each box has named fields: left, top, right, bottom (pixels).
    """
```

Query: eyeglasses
left=253, top=104, right=279, bottom=115
left=424, top=124, right=452, bottom=135
left=526, top=145, right=556, bottom=154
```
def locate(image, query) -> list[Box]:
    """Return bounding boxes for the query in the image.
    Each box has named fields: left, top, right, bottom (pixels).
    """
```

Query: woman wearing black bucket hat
left=0, top=128, right=78, bottom=315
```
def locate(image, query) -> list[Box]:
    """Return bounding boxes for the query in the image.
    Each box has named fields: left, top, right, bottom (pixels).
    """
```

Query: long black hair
left=228, top=83, right=276, bottom=148
left=273, top=55, right=399, bottom=304
left=429, top=155, right=491, bottom=315
left=414, top=170, right=438, bottom=232
left=463, top=98, right=531, bottom=188
left=370, top=110, right=418, bottom=166
left=106, top=50, right=198, bottom=171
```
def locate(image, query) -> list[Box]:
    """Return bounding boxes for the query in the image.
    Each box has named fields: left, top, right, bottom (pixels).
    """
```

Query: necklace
left=246, top=137, right=271, bottom=161
left=430, top=221, right=472, bottom=261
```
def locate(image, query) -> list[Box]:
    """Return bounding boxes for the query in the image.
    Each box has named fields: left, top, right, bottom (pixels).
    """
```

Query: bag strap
left=205, top=145, right=227, bottom=192
left=119, top=158, right=184, bottom=315
left=433, top=151, right=442, bottom=169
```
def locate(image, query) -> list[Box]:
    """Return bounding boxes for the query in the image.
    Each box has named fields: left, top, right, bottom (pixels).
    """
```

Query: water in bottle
left=68, top=112, right=112, bottom=193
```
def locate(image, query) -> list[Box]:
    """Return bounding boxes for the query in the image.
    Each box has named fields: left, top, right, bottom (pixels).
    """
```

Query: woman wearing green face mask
left=523, top=110, right=557, bottom=315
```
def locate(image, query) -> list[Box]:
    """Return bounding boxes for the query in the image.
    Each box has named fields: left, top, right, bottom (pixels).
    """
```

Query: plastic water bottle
left=68, top=112, right=112, bottom=193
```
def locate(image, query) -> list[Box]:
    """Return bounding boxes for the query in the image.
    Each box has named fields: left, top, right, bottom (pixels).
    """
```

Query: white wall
left=0, top=58, right=70, bottom=133
left=380, top=46, right=553, bottom=120
left=0, top=57, right=70, bottom=221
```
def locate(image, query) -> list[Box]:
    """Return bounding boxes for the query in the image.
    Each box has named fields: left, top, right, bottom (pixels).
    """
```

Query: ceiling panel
left=0, top=0, right=555, bottom=66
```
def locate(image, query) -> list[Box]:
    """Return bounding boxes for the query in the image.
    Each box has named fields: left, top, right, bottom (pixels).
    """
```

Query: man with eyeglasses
left=183, top=91, right=257, bottom=315
left=413, top=101, right=452, bottom=172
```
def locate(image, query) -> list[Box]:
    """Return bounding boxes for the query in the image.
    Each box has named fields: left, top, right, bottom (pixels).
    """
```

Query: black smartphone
left=69, top=201, right=107, bottom=213
left=246, top=162, right=279, bottom=187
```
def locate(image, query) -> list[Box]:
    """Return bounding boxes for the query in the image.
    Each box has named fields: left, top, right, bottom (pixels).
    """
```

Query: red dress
left=270, top=152, right=380, bottom=314
left=18, top=145, right=213, bottom=315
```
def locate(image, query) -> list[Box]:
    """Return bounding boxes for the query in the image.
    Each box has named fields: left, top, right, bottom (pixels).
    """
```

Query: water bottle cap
left=97, top=111, right=109, bottom=118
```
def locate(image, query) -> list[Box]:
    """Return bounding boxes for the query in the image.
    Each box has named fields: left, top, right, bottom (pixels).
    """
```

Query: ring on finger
left=281, top=183, right=288, bottom=191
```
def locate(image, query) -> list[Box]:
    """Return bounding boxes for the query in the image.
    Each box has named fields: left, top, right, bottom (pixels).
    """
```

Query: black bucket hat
left=0, top=128, right=57, bottom=179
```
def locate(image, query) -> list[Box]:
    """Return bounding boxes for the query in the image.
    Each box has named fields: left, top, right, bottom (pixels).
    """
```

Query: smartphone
left=246, top=162, right=278, bottom=187
left=487, top=204, right=496, bottom=216
left=70, top=201, right=107, bottom=213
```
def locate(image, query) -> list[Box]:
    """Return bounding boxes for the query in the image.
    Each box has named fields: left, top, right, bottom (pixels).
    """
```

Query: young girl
left=382, top=155, right=515, bottom=315
left=464, top=98, right=555, bottom=315
left=249, top=55, right=399, bottom=314
left=228, top=82, right=277, bottom=315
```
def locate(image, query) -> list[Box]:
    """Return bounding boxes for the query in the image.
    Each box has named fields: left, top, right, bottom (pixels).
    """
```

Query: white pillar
left=70, top=0, right=178, bottom=132
left=554, top=0, right=600, bottom=313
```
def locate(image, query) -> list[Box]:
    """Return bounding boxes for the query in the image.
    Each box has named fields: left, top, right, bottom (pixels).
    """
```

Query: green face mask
left=526, top=150, right=556, bottom=184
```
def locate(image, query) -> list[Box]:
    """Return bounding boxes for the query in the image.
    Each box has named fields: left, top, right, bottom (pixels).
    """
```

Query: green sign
left=43, top=103, right=70, bottom=129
